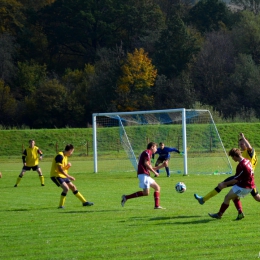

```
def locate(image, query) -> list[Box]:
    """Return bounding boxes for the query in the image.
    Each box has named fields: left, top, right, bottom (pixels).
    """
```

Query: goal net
left=92, top=109, right=232, bottom=175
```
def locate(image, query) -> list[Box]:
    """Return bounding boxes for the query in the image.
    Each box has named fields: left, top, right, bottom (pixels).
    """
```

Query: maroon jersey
left=234, top=158, right=255, bottom=189
left=137, top=149, right=152, bottom=176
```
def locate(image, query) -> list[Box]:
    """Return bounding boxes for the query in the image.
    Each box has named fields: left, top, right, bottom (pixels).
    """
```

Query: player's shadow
left=148, top=215, right=213, bottom=224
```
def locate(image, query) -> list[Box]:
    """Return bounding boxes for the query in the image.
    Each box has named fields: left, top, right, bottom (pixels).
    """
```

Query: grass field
left=1, top=158, right=260, bottom=260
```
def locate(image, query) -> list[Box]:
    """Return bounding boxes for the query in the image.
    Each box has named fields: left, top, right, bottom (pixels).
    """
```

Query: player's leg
left=68, top=181, right=93, bottom=206
left=121, top=174, right=148, bottom=207
left=208, top=188, right=237, bottom=219
left=35, top=166, right=44, bottom=186
left=14, top=167, right=27, bottom=187
left=59, top=180, right=70, bottom=208
left=194, top=175, right=235, bottom=204
left=150, top=180, right=163, bottom=209
left=164, top=159, right=170, bottom=177
left=155, top=159, right=163, bottom=175
left=251, top=188, right=260, bottom=202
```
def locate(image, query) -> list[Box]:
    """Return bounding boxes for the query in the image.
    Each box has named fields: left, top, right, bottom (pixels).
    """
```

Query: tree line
left=1, top=0, right=260, bottom=128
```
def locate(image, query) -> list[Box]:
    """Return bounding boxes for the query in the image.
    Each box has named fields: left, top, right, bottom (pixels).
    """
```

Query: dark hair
left=64, top=144, right=74, bottom=151
left=29, top=139, right=35, bottom=143
left=159, top=142, right=164, bottom=146
left=228, top=148, right=241, bottom=157
left=147, top=142, right=156, bottom=149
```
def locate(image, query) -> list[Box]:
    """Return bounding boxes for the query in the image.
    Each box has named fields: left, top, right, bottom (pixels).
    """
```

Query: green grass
left=1, top=158, right=260, bottom=259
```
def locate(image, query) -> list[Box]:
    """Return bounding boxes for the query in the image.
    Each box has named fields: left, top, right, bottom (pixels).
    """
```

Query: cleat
left=208, top=213, right=221, bottom=219
left=41, top=184, right=45, bottom=186
left=236, top=212, right=245, bottom=220
left=194, top=194, right=204, bottom=205
left=167, top=175, right=170, bottom=177
left=154, top=206, right=166, bottom=209
left=83, top=201, right=94, bottom=206
left=121, top=195, right=127, bottom=207
left=14, top=184, right=17, bottom=187
left=58, top=206, right=65, bottom=209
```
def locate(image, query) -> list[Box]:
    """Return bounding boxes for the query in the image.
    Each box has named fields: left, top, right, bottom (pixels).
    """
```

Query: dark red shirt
left=137, top=149, right=152, bottom=176
left=234, top=158, right=255, bottom=189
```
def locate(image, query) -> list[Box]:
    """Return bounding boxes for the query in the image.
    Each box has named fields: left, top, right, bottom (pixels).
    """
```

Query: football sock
left=126, top=191, right=144, bottom=200
left=218, top=202, right=229, bottom=216
left=233, top=198, right=243, bottom=214
left=73, top=190, right=86, bottom=203
left=15, top=176, right=22, bottom=186
left=165, top=167, right=170, bottom=176
left=39, top=175, right=44, bottom=185
left=154, top=191, right=160, bottom=207
left=203, top=188, right=219, bottom=202
left=59, top=192, right=67, bottom=207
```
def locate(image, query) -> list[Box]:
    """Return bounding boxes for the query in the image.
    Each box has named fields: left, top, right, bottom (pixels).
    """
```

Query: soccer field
left=1, top=159, right=260, bottom=260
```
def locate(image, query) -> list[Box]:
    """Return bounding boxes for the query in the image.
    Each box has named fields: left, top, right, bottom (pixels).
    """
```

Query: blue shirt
left=154, top=147, right=180, bottom=160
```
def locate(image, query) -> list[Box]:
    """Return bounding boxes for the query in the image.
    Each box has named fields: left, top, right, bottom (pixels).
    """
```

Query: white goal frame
left=93, top=108, right=202, bottom=175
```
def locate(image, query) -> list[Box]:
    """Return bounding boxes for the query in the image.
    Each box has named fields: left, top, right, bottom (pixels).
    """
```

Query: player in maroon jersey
left=208, top=148, right=255, bottom=220
left=121, top=142, right=167, bottom=209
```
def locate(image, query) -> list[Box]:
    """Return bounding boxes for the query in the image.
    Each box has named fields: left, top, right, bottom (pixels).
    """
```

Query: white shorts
left=232, top=185, right=252, bottom=198
left=138, top=174, right=155, bottom=189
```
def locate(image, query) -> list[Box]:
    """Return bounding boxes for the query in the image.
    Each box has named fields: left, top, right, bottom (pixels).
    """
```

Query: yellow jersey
left=50, top=152, right=68, bottom=178
left=23, top=146, right=41, bottom=167
left=242, top=148, right=257, bottom=171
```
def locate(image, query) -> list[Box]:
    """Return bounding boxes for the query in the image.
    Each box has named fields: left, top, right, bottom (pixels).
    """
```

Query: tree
left=188, top=0, right=233, bottom=34
left=154, top=13, right=199, bottom=78
left=16, top=61, right=47, bottom=98
left=192, top=31, right=235, bottom=112
left=231, top=11, right=260, bottom=65
left=114, top=48, right=157, bottom=111
left=154, top=72, right=196, bottom=109
left=34, top=0, right=164, bottom=72
left=0, top=33, right=18, bottom=85
left=23, top=79, right=70, bottom=128
left=228, top=54, right=260, bottom=118
left=0, top=80, right=17, bottom=124
left=0, top=0, right=24, bottom=35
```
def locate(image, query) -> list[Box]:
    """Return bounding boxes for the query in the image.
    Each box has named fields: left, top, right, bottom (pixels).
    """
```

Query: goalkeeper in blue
left=152, top=142, right=181, bottom=177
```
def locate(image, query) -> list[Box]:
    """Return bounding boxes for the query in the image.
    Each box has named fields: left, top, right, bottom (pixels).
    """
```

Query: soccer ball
left=175, top=182, right=186, bottom=193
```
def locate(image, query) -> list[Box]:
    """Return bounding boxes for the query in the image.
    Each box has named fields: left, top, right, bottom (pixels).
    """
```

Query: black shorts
left=156, top=157, right=169, bottom=165
left=51, top=177, right=70, bottom=187
left=22, top=165, right=39, bottom=171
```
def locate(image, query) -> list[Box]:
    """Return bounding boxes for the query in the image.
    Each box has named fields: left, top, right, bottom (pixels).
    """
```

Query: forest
left=1, top=0, right=260, bottom=128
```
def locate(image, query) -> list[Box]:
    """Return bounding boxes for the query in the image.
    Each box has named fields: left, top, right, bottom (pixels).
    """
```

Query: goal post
left=92, top=108, right=232, bottom=175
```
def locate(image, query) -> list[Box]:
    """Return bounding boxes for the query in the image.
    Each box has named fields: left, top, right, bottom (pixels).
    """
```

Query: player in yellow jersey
left=50, top=144, right=94, bottom=209
left=14, top=139, right=44, bottom=187
left=194, top=133, right=260, bottom=210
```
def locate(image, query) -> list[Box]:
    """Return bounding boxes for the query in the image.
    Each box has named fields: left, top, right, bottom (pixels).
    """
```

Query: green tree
left=192, top=31, right=235, bottom=112
left=17, top=61, right=47, bottom=97
left=231, top=11, right=260, bottom=65
left=0, top=80, right=17, bottom=124
left=154, top=13, right=199, bottom=78
left=23, top=79, right=71, bottom=128
left=0, top=0, right=24, bottom=34
left=154, top=72, right=196, bottom=109
left=34, top=0, right=164, bottom=72
left=228, top=54, right=260, bottom=118
left=0, top=33, right=18, bottom=85
left=114, top=48, right=157, bottom=111
left=188, top=0, right=233, bottom=34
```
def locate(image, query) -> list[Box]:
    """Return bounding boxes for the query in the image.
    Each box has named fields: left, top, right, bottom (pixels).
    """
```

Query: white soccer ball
left=175, top=182, right=186, bottom=193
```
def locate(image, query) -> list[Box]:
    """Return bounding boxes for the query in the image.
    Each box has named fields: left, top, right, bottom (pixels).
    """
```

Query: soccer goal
left=92, top=108, right=232, bottom=175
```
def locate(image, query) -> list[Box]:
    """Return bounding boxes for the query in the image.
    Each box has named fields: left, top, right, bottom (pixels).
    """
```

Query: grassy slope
left=0, top=123, right=260, bottom=159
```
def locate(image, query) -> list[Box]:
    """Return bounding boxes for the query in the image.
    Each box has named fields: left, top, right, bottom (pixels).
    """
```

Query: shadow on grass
left=149, top=215, right=214, bottom=224
left=124, top=215, right=214, bottom=224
